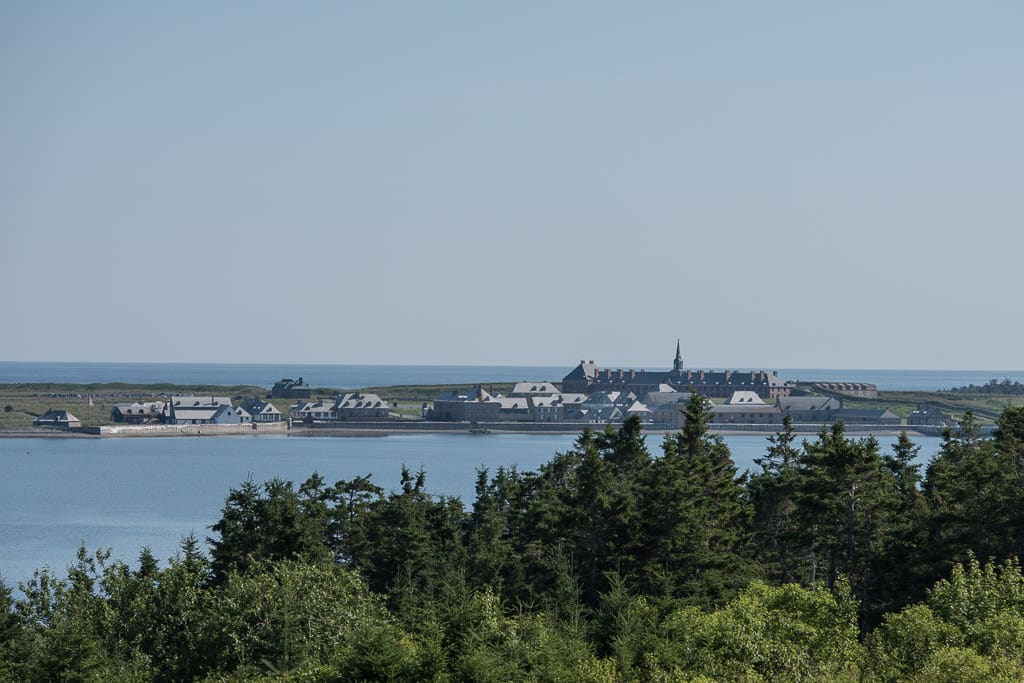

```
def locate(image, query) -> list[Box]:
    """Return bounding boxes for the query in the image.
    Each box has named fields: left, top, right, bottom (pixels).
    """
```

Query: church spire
left=673, top=339, right=683, bottom=373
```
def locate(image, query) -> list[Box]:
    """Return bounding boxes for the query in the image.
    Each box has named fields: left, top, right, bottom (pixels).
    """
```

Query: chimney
left=618, top=369, right=624, bottom=380
left=589, top=360, right=594, bottom=364
left=687, top=370, right=692, bottom=382
left=699, top=370, right=705, bottom=382
left=751, top=371, right=756, bottom=381
left=606, top=369, right=612, bottom=380
left=725, top=371, right=732, bottom=383
left=630, top=369, right=635, bottom=380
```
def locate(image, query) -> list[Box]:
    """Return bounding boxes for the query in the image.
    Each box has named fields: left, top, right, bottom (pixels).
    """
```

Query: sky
left=2, top=2, right=1022, bottom=369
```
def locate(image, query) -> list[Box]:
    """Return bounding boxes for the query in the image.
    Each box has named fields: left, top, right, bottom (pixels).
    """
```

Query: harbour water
left=0, top=431, right=945, bottom=590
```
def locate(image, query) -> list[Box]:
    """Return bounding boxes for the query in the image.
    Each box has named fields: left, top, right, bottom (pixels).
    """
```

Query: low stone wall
left=293, top=420, right=923, bottom=436
left=90, top=422, right=288, bottom=437
left=296, top=421, right=589, bottom=434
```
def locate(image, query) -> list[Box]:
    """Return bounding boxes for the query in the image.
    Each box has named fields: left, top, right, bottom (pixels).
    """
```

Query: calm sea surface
left=0, top=432, right=944, bottom=590
left=1, top=361, right=1023, bottom=391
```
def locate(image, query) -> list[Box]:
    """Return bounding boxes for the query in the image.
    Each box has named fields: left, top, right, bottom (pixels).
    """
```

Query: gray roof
left=335, top=393, right=386, bottom=410
left=35, top=409, right=80, bottom=423
left=170, top=396, right=231, bottom=407
left=510, top=382, right=560, bottom=396
left=239, top=398, right=282, bottom=416
left=641, top=390, right=686, bottom=406
left=778, top=396, right=842, bottom=411
left=434, top=387, right=496, bottom=403
left=563, top=362, right=599, bottom=381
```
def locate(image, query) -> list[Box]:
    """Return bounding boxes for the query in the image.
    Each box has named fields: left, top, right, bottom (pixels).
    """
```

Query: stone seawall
left=85, top=423, right=289, bottom=437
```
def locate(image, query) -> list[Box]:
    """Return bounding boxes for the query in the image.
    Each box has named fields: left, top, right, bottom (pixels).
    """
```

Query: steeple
left=673, top=339, right=684, bottom=374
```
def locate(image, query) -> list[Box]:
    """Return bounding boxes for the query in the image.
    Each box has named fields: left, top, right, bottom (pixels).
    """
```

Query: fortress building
left=561, top=341, right=790, bottom=400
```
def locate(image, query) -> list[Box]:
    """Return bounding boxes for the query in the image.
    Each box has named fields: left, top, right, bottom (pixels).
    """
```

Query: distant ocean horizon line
left=2, top=360, right=1022, bottom=372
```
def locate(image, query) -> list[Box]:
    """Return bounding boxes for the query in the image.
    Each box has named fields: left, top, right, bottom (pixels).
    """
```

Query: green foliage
left=639, top=394, right=755, bottom=605
left=651, top=580, right=862, bottom=681
left=795, top=423, right=899, bottom=624
left=924, top=412, right=1022, bottom=575
left=748, top=416, right=802, bottom=583
left=205, top=561, right=424, bottom=679
left=865, top=555, right=1024, bottom=681
left=208, top=475, right=332, bottom=583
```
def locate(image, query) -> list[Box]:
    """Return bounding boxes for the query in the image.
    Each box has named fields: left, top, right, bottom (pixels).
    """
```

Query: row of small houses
left=110, top=394, right=392, bottom=425
left=109, top=397, right=285, bottom=425
left=30, top=393, right=391, bottom=431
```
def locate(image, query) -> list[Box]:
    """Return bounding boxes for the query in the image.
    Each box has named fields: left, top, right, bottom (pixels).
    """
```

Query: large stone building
left=289, top=393, right=390, bottom=422
left=561, top=341, right=791, bottom=400
left=111, top=401, right=166, bottom=424
left=271, top=378, right=312, bottom=399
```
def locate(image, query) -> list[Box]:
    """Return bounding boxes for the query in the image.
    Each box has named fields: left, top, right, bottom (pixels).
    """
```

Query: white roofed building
left=510, top=382, right=560, bottom=397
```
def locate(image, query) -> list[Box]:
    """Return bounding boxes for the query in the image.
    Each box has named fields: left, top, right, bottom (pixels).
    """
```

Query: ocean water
left=1, top=361, right=1022, bottom=391
left=0, top=362, right=570, bottom=389
left=0, top=432, right=944, bottom=590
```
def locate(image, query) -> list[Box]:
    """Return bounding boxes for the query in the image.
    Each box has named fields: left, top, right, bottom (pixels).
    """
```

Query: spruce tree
left=638, top=390, right=754, bottom=606
left=748, top=415, right=802, bottom=582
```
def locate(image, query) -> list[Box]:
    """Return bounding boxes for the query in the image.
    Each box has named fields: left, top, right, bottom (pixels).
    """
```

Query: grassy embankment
left=0, top=382, right=516, bottom=428
left=805, top=386, right=1016, bottom=423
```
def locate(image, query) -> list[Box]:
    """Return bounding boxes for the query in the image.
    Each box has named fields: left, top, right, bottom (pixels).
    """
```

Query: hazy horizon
left=3, top=3, right=1022, bottom=369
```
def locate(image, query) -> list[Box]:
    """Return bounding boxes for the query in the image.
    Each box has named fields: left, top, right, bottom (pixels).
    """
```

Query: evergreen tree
left=638, top=391, right=754, bottom=606
left=601, top=415, right=652, bottom=581
left=795, top=422, right=896, bottom=620
left=748, top=415, right=802, bottom=582
left=324, top=474, right=384, bottom=566
left=872, top=431, right=930, bottom=615
left=360, top=466, right=468, bottom=624
left=993, top=405, right=1024, bottom=558
left=466, top=465, right=529, bottom=600
left=208, top=476, right=332, bottom=583
left=923, top=411, right=1016, bottom=575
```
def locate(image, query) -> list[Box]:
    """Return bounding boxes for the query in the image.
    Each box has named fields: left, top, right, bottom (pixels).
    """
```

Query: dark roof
left=563, top=362, right=599, bottom=381
left=34, top=409, right=80, bottom=423
left=778, top=396, right=841, bottom=411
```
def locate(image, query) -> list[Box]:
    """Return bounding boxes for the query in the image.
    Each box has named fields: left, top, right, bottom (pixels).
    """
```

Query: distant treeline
left=3, top=397, right=1024, bottom=681
left=942, top=378, right=1024, bottom=395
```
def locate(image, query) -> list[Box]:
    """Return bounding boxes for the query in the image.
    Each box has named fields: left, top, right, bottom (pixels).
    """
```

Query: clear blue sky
left=2, top=2, right=1022, bottom=369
